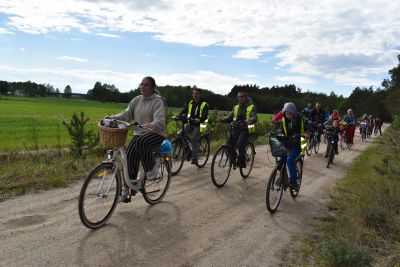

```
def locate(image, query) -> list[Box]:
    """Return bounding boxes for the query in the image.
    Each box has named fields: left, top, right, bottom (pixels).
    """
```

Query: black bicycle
left=305, top=126, right=320, bottom=156
left=266, top=133, right=304, bottom=213
left=210, top=121, right=256, bottom=188
left=325, top=130, right=338, bottom=168
left=170, top=115, right=210, bottom=175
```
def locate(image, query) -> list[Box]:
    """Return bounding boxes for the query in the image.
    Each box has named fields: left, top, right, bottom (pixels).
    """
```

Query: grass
left=285, top=125, right=400, bottom=266
left=0, top=96, right=272, bottom=152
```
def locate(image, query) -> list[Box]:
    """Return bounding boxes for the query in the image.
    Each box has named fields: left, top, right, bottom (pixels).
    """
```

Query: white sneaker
left=146, top=162, right=160, bottom=181
left=119, top=186, right=130, bottom=202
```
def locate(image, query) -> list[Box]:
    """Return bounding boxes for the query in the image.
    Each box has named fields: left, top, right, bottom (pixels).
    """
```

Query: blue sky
left=1, top=0, right=399, bottom=96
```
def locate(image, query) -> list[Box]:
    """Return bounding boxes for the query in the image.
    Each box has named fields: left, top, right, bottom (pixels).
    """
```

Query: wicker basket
left=98, top=123, right=128, bottom=148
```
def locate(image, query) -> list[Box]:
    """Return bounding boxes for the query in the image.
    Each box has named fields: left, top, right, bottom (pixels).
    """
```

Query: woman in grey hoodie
left=109, top=76, right=166, bottom=181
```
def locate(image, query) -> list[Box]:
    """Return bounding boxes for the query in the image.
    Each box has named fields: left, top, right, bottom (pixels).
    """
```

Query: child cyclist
left=324, top=119, right=341, bottom=157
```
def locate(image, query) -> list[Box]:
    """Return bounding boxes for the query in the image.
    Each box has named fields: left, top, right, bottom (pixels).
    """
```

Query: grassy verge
left=286, top=124, right=400, bottom=266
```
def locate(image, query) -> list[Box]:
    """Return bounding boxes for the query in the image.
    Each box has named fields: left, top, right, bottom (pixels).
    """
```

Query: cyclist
left=302, top=103, right=313, bottom=120
left=329, top=110, right=341, bottom=121
left=367, top=115, right=374, bottom=136
left=178, top=87, right=209, bottom=164
left=308, top=102, right=325, bottom=142
left=277, top=102, right=309, bottom=190
left=359, top=114, right=368, bottom=134
left=220, top=91, right=257, bottom=169
left=374, top=116, right=383, bottom=135
left=108, top=76, right=166, bottom=185
left=343, top=109, right=356, bottom=145
left=325, top=119, right=341, bottom=157
left=324, top=107, right=331, bottom=121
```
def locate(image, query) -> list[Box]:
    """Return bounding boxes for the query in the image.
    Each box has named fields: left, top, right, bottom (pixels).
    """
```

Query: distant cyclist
left=302, top=103, right=313, bottom=120
left=374, top=116, right=383, bottom=135
left=308, top=102, right=325, bottom=142
left=329, top=110, right=341, bottom=121
left=220, top=91, right=257, bottom=169
left=178, top=87, right=209, bottom=165
left=277, top=102, right=309, bottom=190
left=343, top=109, right=356, bottom=145
left=325, top=119, right=341, bottom=157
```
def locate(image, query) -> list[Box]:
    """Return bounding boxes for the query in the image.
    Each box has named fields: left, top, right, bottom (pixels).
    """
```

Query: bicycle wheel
left=211, top=146, right=232, bottom=188
left=142, top=157, right=171, bottom=205
left=326, top=143, right=334, bottom=168
left=266, top=167, right=284, bottom=213
left=79, top=162, right=120, bottom=229
left=240, top=142, right=255, bottom=178
left=361, top=130, right=365, bottom=142
left=196, top=135, right=210, bottom=168
left=171, top=138, right=185, bottom=176
left=314, top=137, right=320, bottom=153
left=340, top=134, right=347, bottom=150
left=290, top=158, right=303, bottom=198
left=306, top=139, right=313, bottom=156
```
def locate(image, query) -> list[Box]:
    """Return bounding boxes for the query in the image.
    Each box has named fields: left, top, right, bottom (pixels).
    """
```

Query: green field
left=0, top=96, right=272, bottom=152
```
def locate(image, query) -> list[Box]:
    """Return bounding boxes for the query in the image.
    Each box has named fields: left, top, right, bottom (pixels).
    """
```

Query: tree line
left=1, top=55, right=399, bottom=121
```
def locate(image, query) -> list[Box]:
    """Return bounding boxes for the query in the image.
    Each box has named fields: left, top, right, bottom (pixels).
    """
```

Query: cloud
left=0, top=27, right=13, bottom=34
left=0, top=0, right=399, bottom=86
left=20, top=48, right=26, bottom=52
left=275, top=76, right=315, bottom=85
left=56, top=55, right=88, bottom=63
left=96, top=32, right=120, bottom=38
left=200, top=54, right=216, bottom=58
left=244, top=74, right=259, bottom=78
left=0, top=64, right=253, bottom=94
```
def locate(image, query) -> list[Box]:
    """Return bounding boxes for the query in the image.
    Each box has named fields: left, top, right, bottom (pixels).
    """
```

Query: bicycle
left=305, top=124, right=320, bottom=156
left=360, top=122, right=367, bottom=142
left=78, top=121, right=172, bottom=229
left=210, top=121, right=256, bottom=188
left=340, top=124, right=352, bottom=149
left=170, top=115, right=210, bottom=175
left=325, top=130, right=338, bottom=168
left=266, top=133, right=304, bottom=213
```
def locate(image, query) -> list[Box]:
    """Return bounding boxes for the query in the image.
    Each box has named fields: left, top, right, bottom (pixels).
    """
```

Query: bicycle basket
left=269, top=136, right=289, bottom=157
left=98, top=122, right=128, bottom=148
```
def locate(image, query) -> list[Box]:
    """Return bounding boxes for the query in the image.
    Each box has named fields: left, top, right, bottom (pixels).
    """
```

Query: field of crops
left=0, top=96, right=273, bottom=152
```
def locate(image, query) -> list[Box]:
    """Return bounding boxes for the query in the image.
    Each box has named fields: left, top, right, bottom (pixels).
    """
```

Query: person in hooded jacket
left=277, top=102, right=310, bottom=190
left=220, top=91, right=257, bottom=168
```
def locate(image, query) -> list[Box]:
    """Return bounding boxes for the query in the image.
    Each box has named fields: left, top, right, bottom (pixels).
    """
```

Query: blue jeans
left=287, top=147, right=300, bottom=184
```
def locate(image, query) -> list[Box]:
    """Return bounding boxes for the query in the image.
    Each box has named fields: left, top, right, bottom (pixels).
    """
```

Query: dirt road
left=0, top=126, right=386, bottom=266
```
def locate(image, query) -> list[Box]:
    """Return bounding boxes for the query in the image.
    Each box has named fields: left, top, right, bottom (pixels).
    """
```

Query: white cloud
left=200, top=54, right=216, bottom=58
left=96, top=32, right=120, bottom=38
left=0, top=64, right=252, bottom=94
left=0, top=0, right=399, bottom=86
left=56, top=55, right=88, bottom=63
left=20, top=48, right=26, bottom=52
left=244, top=74, right=259, bottom=78
left=0, top=27, right=13, bottom=34
left=276, top=76, right=315, bottom=85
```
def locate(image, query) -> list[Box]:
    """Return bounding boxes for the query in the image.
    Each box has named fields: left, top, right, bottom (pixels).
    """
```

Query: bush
left=392, top=115, right=400, bottom=130
left=321, top=239, right=373, bottom=267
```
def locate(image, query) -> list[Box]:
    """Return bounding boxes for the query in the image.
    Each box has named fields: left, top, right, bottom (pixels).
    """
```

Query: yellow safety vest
left=233, top=104, right=255, bottom=133
left=187, top=100, right=208, bottom=133
left=282, top=116, right=307, bottom=153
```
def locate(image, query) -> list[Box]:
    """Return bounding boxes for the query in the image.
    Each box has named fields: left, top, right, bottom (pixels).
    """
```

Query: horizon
left=1, top=1, right=399, bottom=97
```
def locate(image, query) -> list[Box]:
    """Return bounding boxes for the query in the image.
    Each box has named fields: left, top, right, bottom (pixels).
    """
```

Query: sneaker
left=191, top=159, right=198, bottom=165
left=146, top=162, right=160, bottom=181
left=289, top=182, right=299, bottom=191
left=119, top=186, right=131, bottom=202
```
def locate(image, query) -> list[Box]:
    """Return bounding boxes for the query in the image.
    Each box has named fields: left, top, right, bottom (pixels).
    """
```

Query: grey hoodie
left=110, top=93, right=166, bottom=137
left=282, top=102, right=297, bottom=115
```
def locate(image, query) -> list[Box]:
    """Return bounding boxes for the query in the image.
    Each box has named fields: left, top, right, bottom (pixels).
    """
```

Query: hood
left=282, top=102, right=297, bottom=114
left=142, top=92, right=163, bottom=100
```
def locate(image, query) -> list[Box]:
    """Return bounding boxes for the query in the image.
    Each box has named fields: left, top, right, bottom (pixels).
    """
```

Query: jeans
left=228, top=129, right=249, bottom=166
left=287, top=147, right=300, bottom=184
left=184, top=124, right=201, bottom=160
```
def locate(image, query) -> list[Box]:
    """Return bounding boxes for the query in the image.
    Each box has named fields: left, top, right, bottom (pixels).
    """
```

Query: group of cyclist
left=106, top=76, right=383, bottom=199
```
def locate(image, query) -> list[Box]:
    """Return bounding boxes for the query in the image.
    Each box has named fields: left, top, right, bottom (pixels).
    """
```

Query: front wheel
left=196, top=135, right=210, bottom=168
left=211, top=146, right=232, bottom=188
left=340, top=134, right=347, bottom=150
left=240, top=142, right=255, bottom=178
left=306, top=139, right=313, bottom=156
left=79, top=162, right=120, bottom=229
left=142, top=157, right=171, bottom=205
left=266, top=167, right=284, bottom=213
left=171, top=138, right=185, bottom=176
left=314, top=137, right=320, bottom=153
left=326, top=143, right=334, bottom=168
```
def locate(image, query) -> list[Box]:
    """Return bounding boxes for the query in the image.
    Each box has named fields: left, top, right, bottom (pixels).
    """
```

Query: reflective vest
left=233, top=104, right=255, bottom=133
left=282, top=116, right=307, bottom=153
left=187, top=100, right=208, bottom=133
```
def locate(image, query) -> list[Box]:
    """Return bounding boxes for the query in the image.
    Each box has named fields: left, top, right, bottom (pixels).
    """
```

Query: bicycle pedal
left=122, top=196, right=131, bottom=203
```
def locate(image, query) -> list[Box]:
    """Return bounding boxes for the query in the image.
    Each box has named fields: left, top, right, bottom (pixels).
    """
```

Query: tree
left=0, top=81, right=9, bottom=95
left=64, top=85, right=72, bottom=98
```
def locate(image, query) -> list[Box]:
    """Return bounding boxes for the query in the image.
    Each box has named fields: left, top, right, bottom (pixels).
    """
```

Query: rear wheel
left=306, top=139, right=313, bottom=156
left=290, top=158, right=303, bottom=198
left=171, top=138, right=185, bottom=176
left=196, top=135, right=210, bottom=168
left=314, top=137, right=320, bottom=153
left=240, top=142, right=255, bottom=178
left=211, top=146, right=232, bottom=188
left=266, top=167, right=284, bottom=213
left=79, top=162, right=120, bottom=229
left=142, top=157, right=171, bottom=205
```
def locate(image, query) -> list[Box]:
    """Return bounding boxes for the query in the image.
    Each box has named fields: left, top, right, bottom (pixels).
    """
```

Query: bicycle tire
left=171, top=138, right=185, bottom=176
left=306, top=139, right=313, bottom=156
left=196, top=135, right=210, bottom=168
left=79, top=162, right=120, bottom=229
left=142, top=157, right=171, bottom=205
left=266, top=167, right=284, bottom=213
left=290, top=158, right=303, bottom=198
left=340, top=135, right=347, bottom=150
left=211, top=146, right=232, bottom=188
left=314, top=138, right=320, bottom=154
left=326, top=144, right=334, bottom=168
left=240, top=142, right=255, bottom=179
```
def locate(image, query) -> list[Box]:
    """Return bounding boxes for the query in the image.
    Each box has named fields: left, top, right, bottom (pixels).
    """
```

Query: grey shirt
left=110, top=93, right=166, bottom=137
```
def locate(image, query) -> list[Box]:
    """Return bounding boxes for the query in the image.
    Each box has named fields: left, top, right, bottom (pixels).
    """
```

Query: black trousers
left=228, top=129, right=249, bottom=166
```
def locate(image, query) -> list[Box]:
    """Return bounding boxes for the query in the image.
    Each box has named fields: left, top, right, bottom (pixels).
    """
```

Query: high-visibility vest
left=187, top=100, right=208, bottom=132
left=233, top=104, right=255, bottom=133
left=282, top=116, right=307, bottom=153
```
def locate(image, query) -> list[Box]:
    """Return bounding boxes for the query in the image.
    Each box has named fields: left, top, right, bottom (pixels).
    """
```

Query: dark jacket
left=279, top=113, right=306, bottom=151
left=180, top=98, right=209, bottom=125
left=309, top=108, right=325, bottom=124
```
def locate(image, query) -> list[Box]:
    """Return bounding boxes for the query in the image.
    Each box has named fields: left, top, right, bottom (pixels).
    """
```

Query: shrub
left=321, top=239, right=373, bottom=267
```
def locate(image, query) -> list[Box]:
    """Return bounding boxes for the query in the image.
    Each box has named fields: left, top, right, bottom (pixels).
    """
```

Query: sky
left=0, top=0, right=399, bottom=96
